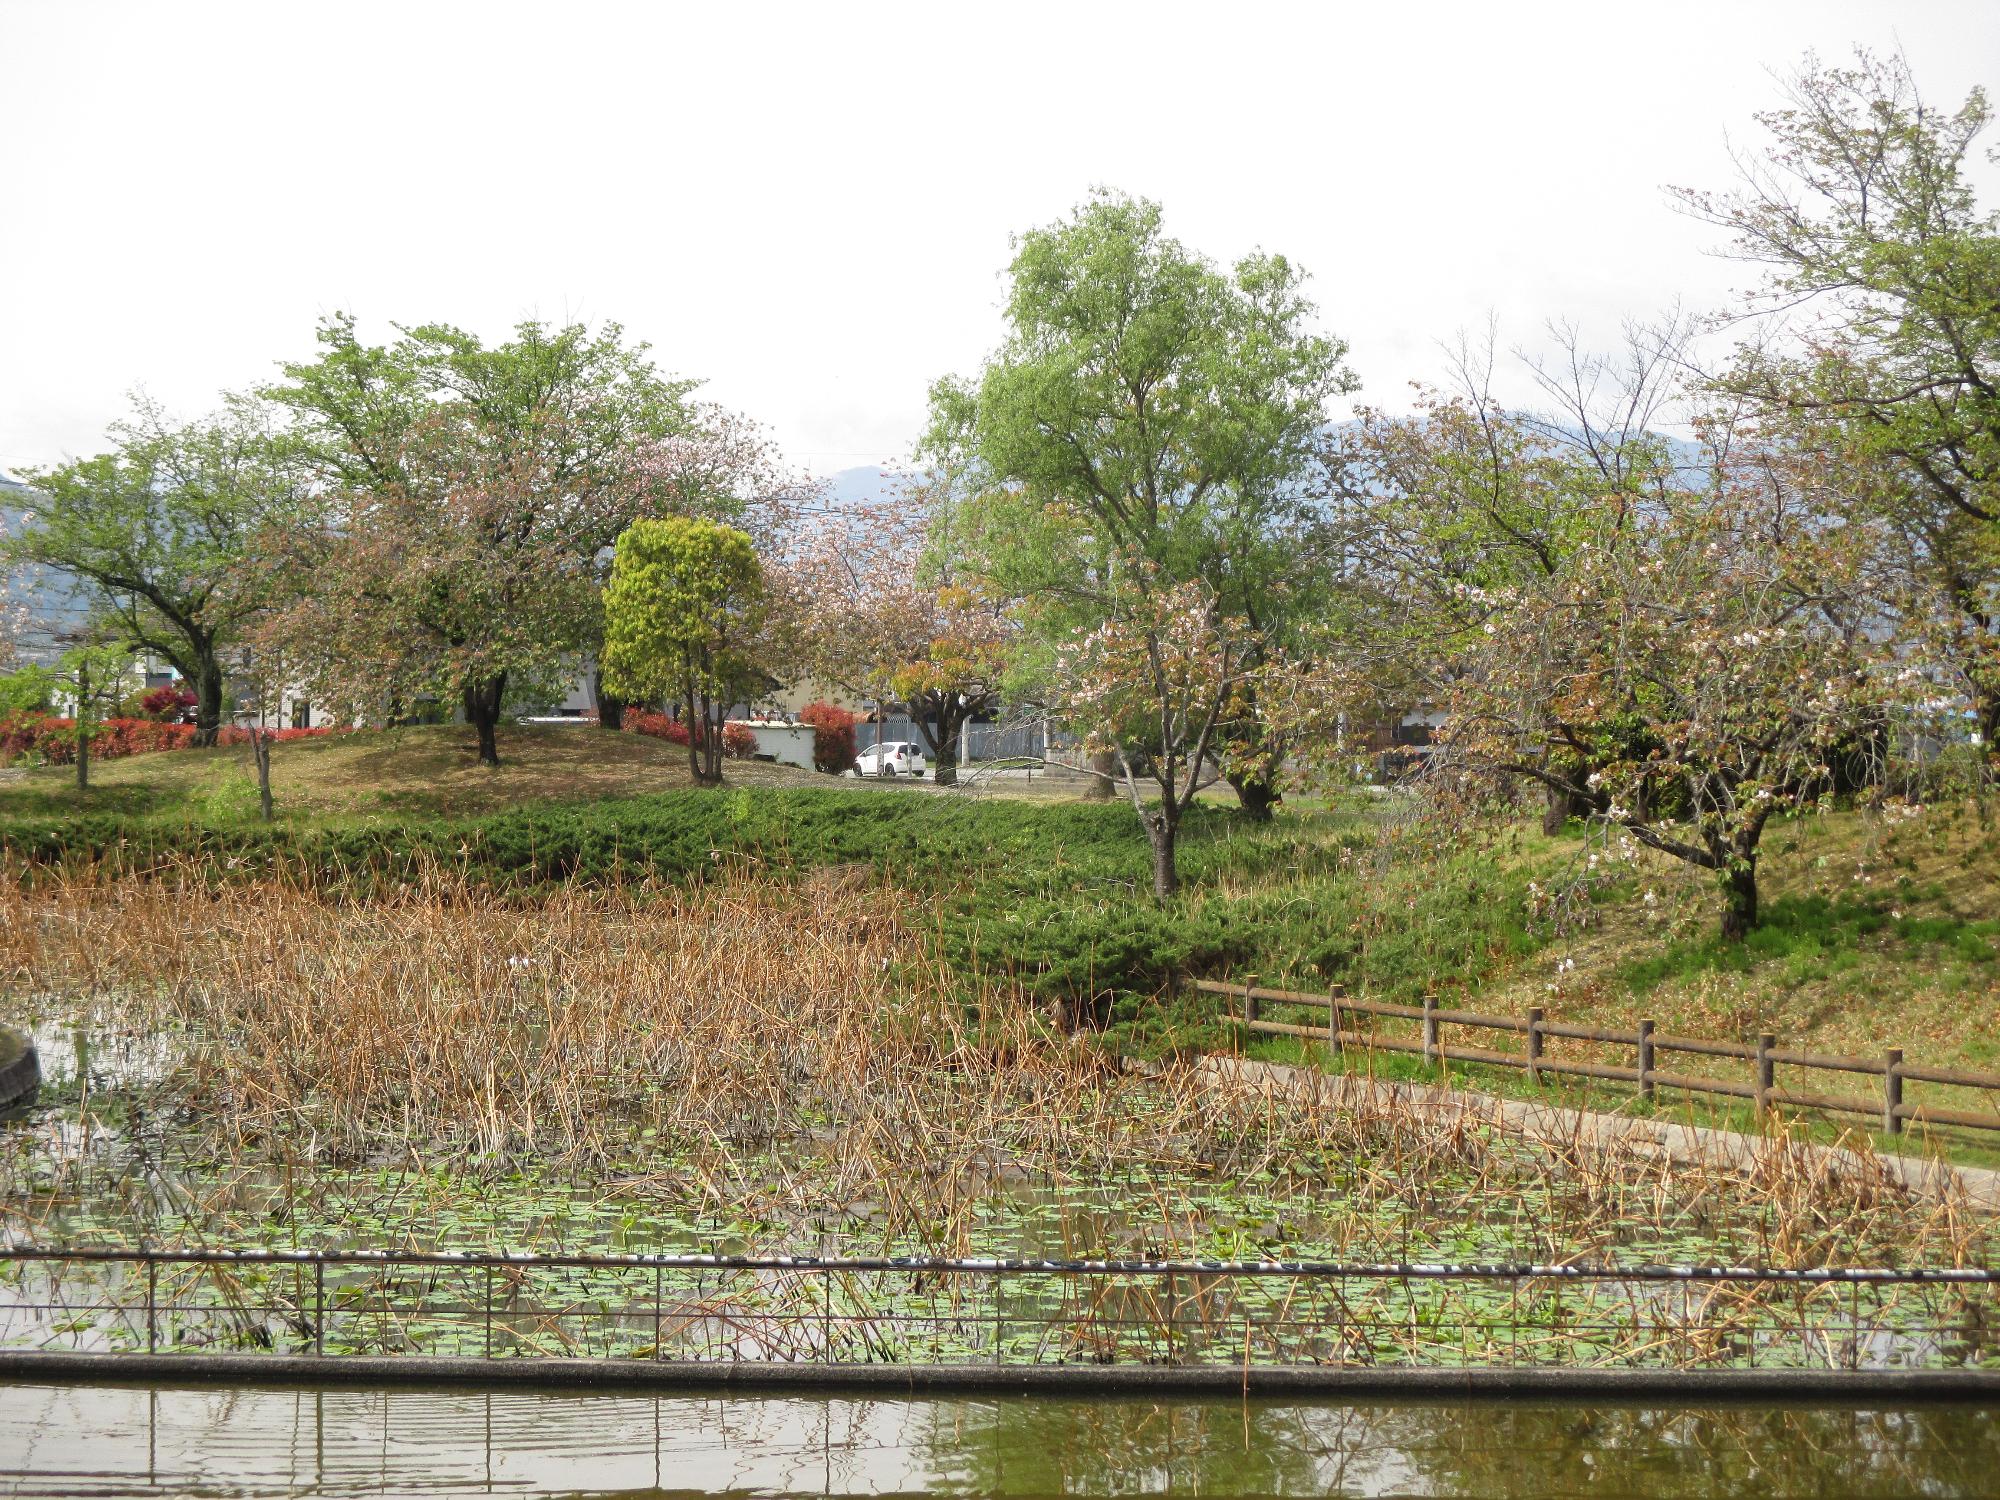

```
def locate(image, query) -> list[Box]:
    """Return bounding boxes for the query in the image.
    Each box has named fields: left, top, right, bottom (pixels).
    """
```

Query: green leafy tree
left=1678, top=49, right=2000, bottom=749
left=600, top=516, right=767, bottom=785
left=51, top=636, right=140, bottom=792
left=11, top=395, right=301, bottom=746
left=929, top=191, right=1356, bottom=889
left=262, top=314, right=706, bottom=756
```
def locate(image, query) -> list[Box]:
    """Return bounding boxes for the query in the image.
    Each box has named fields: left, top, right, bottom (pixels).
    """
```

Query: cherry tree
left=258, top=408, right=610, bottom=765
left=1436, top=439, right=1917, bottom=940
left=1047, top=568, right=1306, bottom=896
left=775, top=488, right=1010, bottom=785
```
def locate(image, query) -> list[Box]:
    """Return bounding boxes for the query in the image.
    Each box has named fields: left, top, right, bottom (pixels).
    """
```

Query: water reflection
left=1, top=1382, right=1994, bottom=1497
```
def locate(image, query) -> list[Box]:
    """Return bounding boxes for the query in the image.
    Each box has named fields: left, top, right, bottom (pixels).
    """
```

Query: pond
left=2, top=1382, right=1995, bottom=1497
left=6, top=1018, right=2000, bottom=1373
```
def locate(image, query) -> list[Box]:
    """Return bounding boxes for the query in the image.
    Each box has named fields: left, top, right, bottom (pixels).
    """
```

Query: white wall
left=736, top=721, right=816, bottom=770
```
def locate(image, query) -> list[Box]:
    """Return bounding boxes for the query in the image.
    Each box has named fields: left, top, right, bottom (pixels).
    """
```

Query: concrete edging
left=3, top=1350, right=1998, bottom=1402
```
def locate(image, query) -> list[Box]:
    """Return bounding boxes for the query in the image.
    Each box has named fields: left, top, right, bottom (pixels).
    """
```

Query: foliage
left=776, top=490, right=1010, bottom=784
left=1336, top=323, right=1695, bottom=827
left=1433, top=434, right=1919, bottom=939
left=621, top=709, right=692, bottom=747
left=930, top=190, right=1357, bottom=883
left=1679, top=49, right=2000, bottom=752
left=10, top=395, right=303, bottom=744
left=797, top=700, right=857, bottom=774
left=259, top=315, right=722, bottom=765
left=0, top=666, right=56, bottom=718
left=138, top=683, right=196, bottom=721
left=601, top=516, right=768, bottom=785
left=0, top=713, right=332, bottom=766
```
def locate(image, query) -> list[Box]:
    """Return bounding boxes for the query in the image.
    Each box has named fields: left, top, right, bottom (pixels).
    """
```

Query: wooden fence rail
left=1192, top=979, right=2000, bottom=1138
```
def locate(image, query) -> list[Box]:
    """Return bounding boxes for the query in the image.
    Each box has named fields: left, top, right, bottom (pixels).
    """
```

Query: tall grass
left=1, top=862, right=1989, bottom=1276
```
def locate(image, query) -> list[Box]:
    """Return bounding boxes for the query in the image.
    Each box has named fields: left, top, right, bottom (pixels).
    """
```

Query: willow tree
left=929, top=191, right=1355, bottom=889
left=600, top=516, right=766, bottom=786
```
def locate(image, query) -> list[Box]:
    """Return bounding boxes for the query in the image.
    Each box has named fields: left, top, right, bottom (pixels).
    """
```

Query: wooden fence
left=1193, top=979, right=2000, bottom=1139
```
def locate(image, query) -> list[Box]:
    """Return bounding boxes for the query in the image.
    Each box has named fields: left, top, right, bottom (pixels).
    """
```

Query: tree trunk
left=1719, top=862, right=1759, bottom=942
left=1228, top=768, right=1281, bottom=822
left=462, top=673, right=507, bottom=768
left=251, top=728, right=274, bottom=822
left=592, top=666, right=625, bottom=732
left=687, top=693, right=724, bottom=786
left=191, top=654, right=226, bottom=749
left=931, top=705, right=962, bottom=786
left=75, top=660, right=89, bottom=792
left=1145, top=810, right=1179, bottom=899
left=1542, top=782, right=1584, bottom=835
left=1083, top=749, right=1117, bottom=800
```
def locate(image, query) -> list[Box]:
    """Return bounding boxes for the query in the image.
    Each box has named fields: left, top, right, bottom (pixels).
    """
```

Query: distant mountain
left=0, top=474, right=92, bottom=654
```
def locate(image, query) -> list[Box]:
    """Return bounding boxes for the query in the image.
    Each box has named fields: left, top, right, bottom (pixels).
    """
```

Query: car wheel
left=877, top=762, right=895, bottom=778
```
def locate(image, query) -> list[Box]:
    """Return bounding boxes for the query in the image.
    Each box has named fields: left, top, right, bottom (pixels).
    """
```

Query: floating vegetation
left=0, top=866, right=1994, bottom=1368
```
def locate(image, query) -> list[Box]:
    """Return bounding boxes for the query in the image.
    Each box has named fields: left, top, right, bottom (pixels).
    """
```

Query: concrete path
left=1193, top=1054, right=2000, bottom=1214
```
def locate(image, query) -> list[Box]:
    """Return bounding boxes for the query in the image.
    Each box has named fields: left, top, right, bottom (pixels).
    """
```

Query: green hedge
left=0, top=789, right=1540, bottom=1024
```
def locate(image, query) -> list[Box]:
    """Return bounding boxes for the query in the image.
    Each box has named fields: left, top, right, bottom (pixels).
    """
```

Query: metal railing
left=1200, top=979, right=2000, bottom=1138
left=3, top=1246, right=1998, bottom=1373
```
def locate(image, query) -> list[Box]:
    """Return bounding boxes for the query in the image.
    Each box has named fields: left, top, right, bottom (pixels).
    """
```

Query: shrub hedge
left=0, top=787, right=1547, bottom=1023
left=0, top=715, right=334, bottom=766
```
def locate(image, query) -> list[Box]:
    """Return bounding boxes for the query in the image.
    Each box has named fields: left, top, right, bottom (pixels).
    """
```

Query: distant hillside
left=0, top=473, right=92, bottom=652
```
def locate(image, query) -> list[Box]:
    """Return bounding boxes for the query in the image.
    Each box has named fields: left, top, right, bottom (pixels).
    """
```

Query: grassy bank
left=0, top=722, right=824, bottom=820
left=0, top=725, right=1992, bottom=1076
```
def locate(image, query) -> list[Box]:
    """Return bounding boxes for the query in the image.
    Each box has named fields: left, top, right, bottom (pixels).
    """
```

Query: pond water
left=1, top=1383, right=1995, bottom=1497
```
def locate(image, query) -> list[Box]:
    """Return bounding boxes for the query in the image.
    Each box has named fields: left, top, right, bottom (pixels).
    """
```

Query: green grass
left=3, top=726, right=1995, bottom=1133
left=1233, top=1029, right=2000, bottom=1172
left=1619, top=892, right=2000, bottom=994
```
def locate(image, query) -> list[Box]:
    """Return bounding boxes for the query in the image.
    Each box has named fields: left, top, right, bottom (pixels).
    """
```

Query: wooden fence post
left=1756, top=1033, right=1775, bottom=1116
left=1884, top=1049, right=1904, bottom=1136
left=1638, top=1020, right=1655, bottom=1104
left=1527, top=1008, right=1544, bottom=1086
left=1422, top=994, right=1439, bottom=1070
left=1328, top=982, right=1344, bottom=1056
left=1241, top=981, right=1257, bottom=1029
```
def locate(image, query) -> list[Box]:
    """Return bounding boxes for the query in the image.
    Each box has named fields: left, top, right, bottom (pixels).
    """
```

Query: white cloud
left=1, top=0, right=1993, bottom=475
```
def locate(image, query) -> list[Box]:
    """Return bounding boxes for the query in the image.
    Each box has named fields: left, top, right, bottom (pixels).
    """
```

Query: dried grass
left=0, top=862, right=1990, bottom=1271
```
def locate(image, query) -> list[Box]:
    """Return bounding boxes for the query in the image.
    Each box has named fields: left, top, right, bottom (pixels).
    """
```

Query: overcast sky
left=2, top=0, right=1994, bottom=481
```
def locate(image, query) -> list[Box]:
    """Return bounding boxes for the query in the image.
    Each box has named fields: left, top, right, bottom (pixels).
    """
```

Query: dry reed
left=0, top=861, right=1990, bottom=1273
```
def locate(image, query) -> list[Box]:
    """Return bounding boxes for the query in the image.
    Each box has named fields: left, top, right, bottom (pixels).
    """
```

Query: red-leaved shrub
left=622, top=712, right=758, bottom=760
left=797, top=701, right=858, bottom=775
left=139, top=684, right=196, bottom=721
left=622, top=709, right=692, bottom=746
left=0, top=713, right=335, bottom=766
left=216, top=725, right=337, bottom=747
